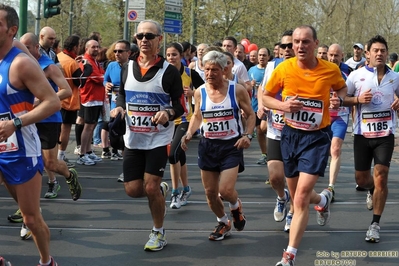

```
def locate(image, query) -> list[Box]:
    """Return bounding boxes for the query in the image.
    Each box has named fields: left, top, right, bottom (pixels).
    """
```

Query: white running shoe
left=76, top=155, right=96, bottom=166
left=274, top=189, right=290, bottom=222
left=87, top=153, right=102, bottom=162
left=20, top=223, right=32, bottom=240
left=180, top=187, right=192, bottom=206
left=365, top=222, right=380, bottom=243
left=366, top=190, right=373, bottom=210
left=284, top=213, right=293, bottom=233
left=74, top=145, right=81, bottom=155
left=314, top=188, right=332, bottom=226
left=170, top=194, right=181, bottom=209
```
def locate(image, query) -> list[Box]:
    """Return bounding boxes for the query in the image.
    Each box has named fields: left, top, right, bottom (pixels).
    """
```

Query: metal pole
left=123, top=0, right=129, bottom=40
left=18, top=0, right=28, bottom=37
left=190, top=0, right=197, bottom=44
left=35, top=0, right=41, bottom=35
left=69, top=0, right=74, bottom=36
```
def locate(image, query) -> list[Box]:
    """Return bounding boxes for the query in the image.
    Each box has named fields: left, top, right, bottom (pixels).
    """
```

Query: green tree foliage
left=33, top=0, right=399, bottom=56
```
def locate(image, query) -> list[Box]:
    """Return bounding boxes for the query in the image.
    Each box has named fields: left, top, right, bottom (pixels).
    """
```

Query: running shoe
left=314, top=188, right=332, bottom=226
left=73, top=145, right=81, bottom=155
left=160, top=182, right=169, bottom=217
left=8, top=209, right=23, bottom=223
left=328, top=186, right=335, bottom=203
left=209, top=220, right=231, bottom=241
left=274, top=189, right=290, bottom=222
left=44, top=181, right=61, bottom=199
left=93, top=143, right=102, bottom=149
left=265, top=179, right=271, bottom=185
left=144, top=230, right=167, bottom=251
left=366, top=190, right=373, bottom=210
left=66, top=168, right=82, bottom=201
left=20, top=223, right=32, bottom=240
left=160, top=182, right=169, bottom=197
left=256, top=154, right=267, bottom=165
left=275, top=250, right=295, bottom=266
left=117, top=173, right=124, bottom=182
left=62, top=156, right=75, bottom=168
left=284, top=213, right=293, bottom=233
left=37, top=256, right=58, bottom=266
left=365, top=222, right=380, bottom=243
left=356, top=184, right=367, bottom=191
left=179, top=187, right=192, bottom=206
left=76, top=155, right=96, bottom=166
left=0, top=256, right=12, bottom=266
left=101, top=151, right=111, bottom=159
left=87, top=152, right=102, bottom=162
left=170, top=194, right=181, bottom=209
left=111, top=152, right=123, bottom=161
left=230, top=198, right=246, bottom=231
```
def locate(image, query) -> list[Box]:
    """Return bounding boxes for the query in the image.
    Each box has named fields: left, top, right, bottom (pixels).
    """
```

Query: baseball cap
left=389, top=53, right=398, bottom=61
left=108, top=112, right=126, bottom=138
left=353, top=43, right=364, bottom=50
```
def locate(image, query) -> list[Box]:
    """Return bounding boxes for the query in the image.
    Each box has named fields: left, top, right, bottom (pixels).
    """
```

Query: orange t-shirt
left=265, top=57, right=346, bottom=130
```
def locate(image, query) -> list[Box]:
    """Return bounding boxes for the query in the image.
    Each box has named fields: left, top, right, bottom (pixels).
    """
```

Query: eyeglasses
left=113, top=50, right=127, bottom=54
left=135, top=33, right=160, bottom=40
left=280, top=43, right=293, bottom=49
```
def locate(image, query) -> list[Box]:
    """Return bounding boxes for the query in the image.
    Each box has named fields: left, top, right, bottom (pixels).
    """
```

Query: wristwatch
left=165, top=109, right=173, bottom=120
left=13, top=117, right=22, bottom=130
left=242, top=133, right=253, bottom=141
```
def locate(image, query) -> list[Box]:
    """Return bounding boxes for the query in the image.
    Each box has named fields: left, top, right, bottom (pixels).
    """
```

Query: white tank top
left=123, top=60, right=174, bottom=149
left=195, top=60, right=205, bottom=81
left=199, top=81, right=243, bottom=140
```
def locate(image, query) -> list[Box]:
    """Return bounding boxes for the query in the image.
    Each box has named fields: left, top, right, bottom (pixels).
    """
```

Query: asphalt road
left=1, top=132, right=399, bottom=266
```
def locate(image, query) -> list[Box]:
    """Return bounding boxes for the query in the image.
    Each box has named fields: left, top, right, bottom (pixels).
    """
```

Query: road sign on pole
left=128, top=0, right=146, bottom=22
left=164, top=0, right=182, bottom=35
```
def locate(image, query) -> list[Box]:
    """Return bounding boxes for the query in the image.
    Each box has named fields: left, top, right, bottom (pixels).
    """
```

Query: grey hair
left=138, top=20, right=162, bottom=35
left=202, top=50, right=227, bottom=69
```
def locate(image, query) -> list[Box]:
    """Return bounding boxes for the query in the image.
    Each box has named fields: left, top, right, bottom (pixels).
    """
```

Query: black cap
left=130, top=43, right=139, bottom=54
left=389, top=53, right=398, bottom=62
left=108, top=113, right=126, bottom=138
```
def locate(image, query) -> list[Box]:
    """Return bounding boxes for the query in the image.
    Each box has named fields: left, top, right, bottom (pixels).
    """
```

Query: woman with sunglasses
left=165, top=43, right=204, bottom=209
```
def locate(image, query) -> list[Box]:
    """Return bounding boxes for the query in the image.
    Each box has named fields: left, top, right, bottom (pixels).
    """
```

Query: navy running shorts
left=198, top=137, right=244, bottom=173
left=280, top=125, right=332, bottom=178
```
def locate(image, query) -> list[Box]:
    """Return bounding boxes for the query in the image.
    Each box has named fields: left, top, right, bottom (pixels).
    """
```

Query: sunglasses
left=113, top=50, right=127, bottom=54
left=135, top=33, right=160, bottom=40
left=280, top=43, right=293, bottom=49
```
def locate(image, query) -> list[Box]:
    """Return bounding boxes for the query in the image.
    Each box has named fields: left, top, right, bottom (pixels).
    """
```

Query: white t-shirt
left=345, top=57, right=366, bottom=69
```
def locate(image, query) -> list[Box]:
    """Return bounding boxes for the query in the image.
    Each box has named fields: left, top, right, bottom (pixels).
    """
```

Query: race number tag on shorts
left=271, top=109, right=284, bottom=131
left=0, top=112, right=19, bottom=153
left=285, top=98, right=323, bottom=131
left=127, top=103, right=159, bottom=133
left=361, top=110, right=392, bottom=138
left=202, top=109, right=236, bottom=138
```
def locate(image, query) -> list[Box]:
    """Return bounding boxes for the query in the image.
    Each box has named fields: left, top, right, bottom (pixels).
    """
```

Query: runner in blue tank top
left=0, top=4, right=61, bottom=265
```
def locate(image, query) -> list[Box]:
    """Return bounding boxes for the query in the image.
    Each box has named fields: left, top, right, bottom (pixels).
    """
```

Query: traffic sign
left=129, top=0, right=146, bottom=9
left=165, top=5, right=182, bottom=13
left=127, top=8, right=145, bottom=22
left=165, top=0, right=183, bottom=7
left=165, top=11, right=182, bottom=20
left=164, top=0, right=182, bottom=35
left=164, top=26, right=182, bottom=34
left=128, top=10, right=138, bottom=21
left=164, top=18, right=183, bottom=27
